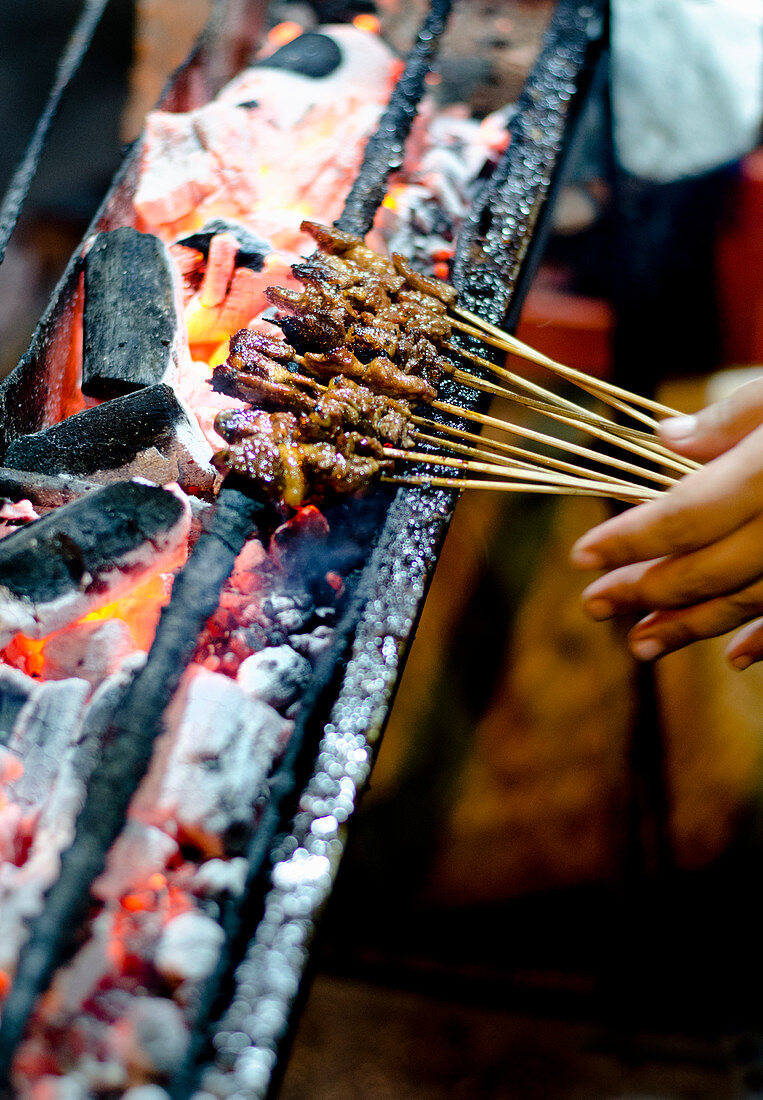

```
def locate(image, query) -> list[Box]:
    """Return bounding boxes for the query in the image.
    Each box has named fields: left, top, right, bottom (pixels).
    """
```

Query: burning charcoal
left=83, top=228, right=188, bottom=398
left=4, top=384, right=216, bottom=494
left=133, top=666, right=291, bottom=857
left=0, top=666, right=38, bottom=745
left=93, top=821, right=179, bottom=902
left=41, top=618, right=137, bottom=687
left=175, top=219, right=271, bottom=270
left=154, top=910, right=225, bottom=986
left=0, top=480, right=191, bottom=647
left=237, top=644, right=311, bottom=710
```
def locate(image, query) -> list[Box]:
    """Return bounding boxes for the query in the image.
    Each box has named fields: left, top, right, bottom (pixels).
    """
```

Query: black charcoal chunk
left=0, top=480, right=190, bottom=645
left=83, top=227, right=185, bottom=398
left=176, top=219, right=271, bottom=271
left=256, top=32, right=342, bottom=79
left=4, top=383, right=215, bottom=493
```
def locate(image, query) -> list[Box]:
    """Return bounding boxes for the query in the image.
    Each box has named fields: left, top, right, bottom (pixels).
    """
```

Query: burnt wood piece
left=336, top=0, right=455, bottom=236
left=176, top=219, right=271, bottom=270
left=82, top=227, right=185, bottom=398
left=0, top=467, right=103, bottom=511
left=3, top=383, right=216, bottom=494
left=0, top=479, right=191, bottom=648
left=0, top=466, right=212, bottom=541
left=0, top=483, right=276, bottom=1086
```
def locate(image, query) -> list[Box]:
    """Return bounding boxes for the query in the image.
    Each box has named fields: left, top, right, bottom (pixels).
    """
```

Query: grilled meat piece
left=212, top=362, right=315, bottom=415
left=302, top=348, right=436, bottom=403
left=311, top=377, right=414, bottom=448
left=213, top=411, right=387, bottom=507
left=391, top=252, right=458, bottom=306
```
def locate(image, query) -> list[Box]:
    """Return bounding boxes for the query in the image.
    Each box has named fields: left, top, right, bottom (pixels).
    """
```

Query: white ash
left=133, top=666, right=290, bottom=857
left=288, top=625, right=334, bottom=664
left=192, top=856, right=248, bottom=899
left=119, top=996, right=189, bottom=1081
left=5, top=678, right=90, bottom=811
left=93, top=821, right=179, bottom=901
left=123, top=1090, right=171, bottom=1100
left=0, top=664, right=38, bottom=743
left=237, top=645, right=311, bottom=711
left=154, top=909, right=226, bottom=986
left=41, top=617, right=138, bottom=687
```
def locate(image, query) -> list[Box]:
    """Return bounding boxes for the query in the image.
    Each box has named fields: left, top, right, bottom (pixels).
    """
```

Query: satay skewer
left=450, top=307, right=688, bottom=424
left=386, top=447, right=659, bottom=497
left=383, top=472, right=661, bottom=503
left=410, top=429, right=678, bottom=489
left=448, top=368, right=693, bottom=478
left=432, top=399, right=676, bottom=487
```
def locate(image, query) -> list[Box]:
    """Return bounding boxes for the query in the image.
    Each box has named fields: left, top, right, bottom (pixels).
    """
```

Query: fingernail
left=659, top=414, right=697, bottom=441
left=584, top=597, right=614, bottom=620
left=730, top=653, right=753, bottom=671
left=570, top=544, right=604, bottom=569
left=631, top=637, right=665, bottom=662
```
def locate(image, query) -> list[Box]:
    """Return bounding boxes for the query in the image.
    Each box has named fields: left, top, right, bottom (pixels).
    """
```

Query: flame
left=353, top=13, right=381, bottom=34
left=267, top=21, right=302, bottom=49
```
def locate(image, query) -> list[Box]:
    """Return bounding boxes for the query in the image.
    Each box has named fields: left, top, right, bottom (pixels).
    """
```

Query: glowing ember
left=266, top=21, right=303, bottom=48
left=352, top=13, right=381, bottom=34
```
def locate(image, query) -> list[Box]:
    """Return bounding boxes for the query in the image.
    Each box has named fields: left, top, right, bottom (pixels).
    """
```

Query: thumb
left=659, top=375, right=763, bottom=461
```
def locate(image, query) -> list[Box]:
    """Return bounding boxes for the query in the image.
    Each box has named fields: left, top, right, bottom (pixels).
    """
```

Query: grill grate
left=0, top=2, right=606, bottom=1096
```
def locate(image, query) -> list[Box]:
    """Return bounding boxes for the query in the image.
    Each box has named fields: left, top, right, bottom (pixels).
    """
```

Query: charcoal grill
left=0, top=1, right=606, bottom=1095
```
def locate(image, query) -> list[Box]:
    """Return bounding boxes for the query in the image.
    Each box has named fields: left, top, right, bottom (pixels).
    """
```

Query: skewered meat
left=209, top=222, right=465, bottom=503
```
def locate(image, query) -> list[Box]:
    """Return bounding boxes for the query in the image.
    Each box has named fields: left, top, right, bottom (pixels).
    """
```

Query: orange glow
left=147, top=872, right=167, bottom=891
left=81, top=573, right=171, bottom=650
left=121, top=893, right=150, bottom=913
left=353, top=13, right=381, bottom=34
left=267, top=21, right=302, bottom=48
left=424, top=71, right=442, bottom=86
left=0, top=970, right=10, bottom=1000
left=381, top=183, right=408, bottom=212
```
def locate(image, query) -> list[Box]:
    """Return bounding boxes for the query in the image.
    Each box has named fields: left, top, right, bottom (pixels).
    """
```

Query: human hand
left=569, top=375, right=763, bottom=669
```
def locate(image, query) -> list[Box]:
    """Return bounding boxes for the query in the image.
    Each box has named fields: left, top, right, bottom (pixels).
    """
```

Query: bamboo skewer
left=383, top=473, right=662, bottom=503
left=432, top=399, right=676, bottom=487
left=451, top=305, right=685, bottom=421
left=386, top=447, right=658, bottom=497
left=446, top=341, right=700, bottom=474
left=412, top=417, right=671, bottom=487
left=449, top=368, right=693, bottom=480
left=410, top=429, right=676, bottom=490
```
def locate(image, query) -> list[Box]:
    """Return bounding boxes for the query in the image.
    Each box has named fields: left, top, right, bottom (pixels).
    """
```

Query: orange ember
left=267, top=21, right=303, bottom=48
left=353, top=13, right=381, bottom=34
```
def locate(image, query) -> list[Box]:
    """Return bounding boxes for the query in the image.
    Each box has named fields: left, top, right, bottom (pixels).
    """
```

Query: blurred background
left=1, top=1, right=763, bottom=1096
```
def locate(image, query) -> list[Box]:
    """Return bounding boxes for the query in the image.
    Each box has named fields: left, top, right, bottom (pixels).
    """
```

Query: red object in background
left=516, top=282, right=614, bottom=380
left=716, top=148, right=763, bottom=366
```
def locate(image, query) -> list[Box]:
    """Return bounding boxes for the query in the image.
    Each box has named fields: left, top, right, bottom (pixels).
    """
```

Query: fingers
left=580, top=514, right=763, bottom=617
left=571, top=430, right=763, bottom=571
left=659, top=375, right=763, bottom=460
left=726, top=617, right=763, bottom=669
left=623, top=580, right=763, bottom=662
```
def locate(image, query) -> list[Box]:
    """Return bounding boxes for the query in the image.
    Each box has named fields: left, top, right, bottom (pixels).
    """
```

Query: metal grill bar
left=0, top=0, right=112, bottom=268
